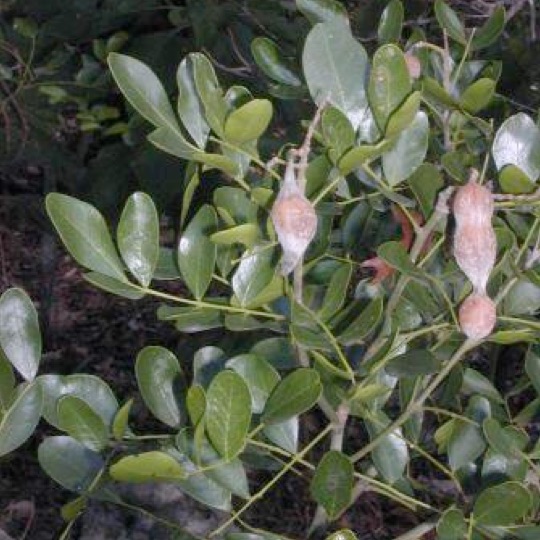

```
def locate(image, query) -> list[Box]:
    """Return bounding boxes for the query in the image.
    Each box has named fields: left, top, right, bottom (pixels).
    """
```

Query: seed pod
left=453, top=177, right=496, bottom=294
left=404, top=53, right=421, bottom=80
left=271, top=163, right=317, bottom=276
left=458, top=293, right=496, bottom=340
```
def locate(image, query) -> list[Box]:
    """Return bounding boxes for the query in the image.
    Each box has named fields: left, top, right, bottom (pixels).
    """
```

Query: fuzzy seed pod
left=271, top=163, right=317, bottom=276
left=404, top=53, right=422, bottom=80
left=452, top=178, right=496, bottom=294
left=458, top=293, right=496, bottom=340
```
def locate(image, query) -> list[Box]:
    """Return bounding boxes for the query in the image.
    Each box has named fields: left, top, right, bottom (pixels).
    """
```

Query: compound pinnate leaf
left=117, top=192, right=160, bottom=287
left=135, top=346, right=183, bottom=428
left=46, top=193, right=126, bottom=282
left=177, top=205, right=217, bottom=300
left=263, top=368, right=322, bottom=424
left=311, top=450, right=353, bottom=520
left=0, top=288, right=41, bottom=381
left=205, top=371, right=252, bottom=460
left=110, top=451, right=186, bottom=483
left=0, top=381, right=42, bottom=457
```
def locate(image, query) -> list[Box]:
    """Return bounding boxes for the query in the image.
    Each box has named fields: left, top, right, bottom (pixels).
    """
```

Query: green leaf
left=296, top=0, right=349, bottom=25
left=473, top=482, right=532, bottom=525
left=110, top=451, right=186, bottom=483
left=325, top=531, right=357, bottom=540
left=338, top=142, right=389, bottom=175
left=180, top=166, right=200, bottom=231
left=226, top=354, right=280, bottom=414
left=263, top=417, right=299, bottom=454
left=191, top=52, right=227, bottom=136
left=322, top=107, right=355, bottom=161
left=117, top=192, right=159, bottom=287
left=0, top=288, right=41, bottom=381
left=178, top=204, right=217, bottom=300
left=377, top=241, right=423, bottom=278
left=232, top=245, right=276, bottom=308
left=472, top=6, right=505, bottom=50
left=368, top=44, right=411, bottom=133
left=407, top=163, right=444, bottom=219
left=338, top=297, right=384, bottom=345
left=385, top=90, right=421, bottom=138
left=251, top=37, right=301, bottom=86
left=0, top=381, right=42, bottom=457
left=135, top=346, right=183, bottom=428
left=61, top=497, right=86, bottom=522
left=206, top=371, right=252, bottom=460
left=386, top=350, right=441, bottom=378
left=434, top=0, right=466, bottom=45
left=460, top=78, right=496, bottom=114
left=39, top=374, right=118, bottom=429
left=525, top=347, right=540, bottom=396
left=311, top=451, right=353, bottom=520
left=112, top=398, right=133, bottom=441
left=382, top=111, right=429, bottom=186
left=214, top=186, right=259, bottom=223
left=224, top=99, right=273, bottom=143
left=318, top=263, right=352, bottom=320
left=447, top=419, right=486, bottom=471
left=177, top=54, right=210, bottom=148
left=263, top=368, right=322, bottom=424
left=365, top=411, right=408, bottom=483
left=57, top=395, right=109, bottom=452
left=493, top=113, right=540, bottom=183
left=147, top=125, right=196, bottom=160
left=0, top=353, right=15, bottom=412
left=303, top=19, right=369, bottom=129
left=483, top=418, right=524, bottom=458
left=499, top=164, right=536, bottom=194
left=46, top=193, right=126, bottom=282
left=211, top=224, right=260, bottom=248
left=462, top=368, right=504, bottom=403
left=83, top=272, right=144, bottom=300
left=437, top=507, right=467, bottom=540
left=158, top=305, right=223, bottom=333
left=38, top=436, right=103, bottom=493
left=504, top=278, right=540, bottom=315
left=108, top=53, right=178, bottom=130
left=377, top=0, right=404, bottom=44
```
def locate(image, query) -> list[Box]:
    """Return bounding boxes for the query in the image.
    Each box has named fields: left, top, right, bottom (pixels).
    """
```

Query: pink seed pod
left=404, top=53, right=422, bottom=80
left=271, top=164, right=317, bottom=276
left=458, top=293, right=496, bottom=340
left=453, top=178, right=496, bottom=294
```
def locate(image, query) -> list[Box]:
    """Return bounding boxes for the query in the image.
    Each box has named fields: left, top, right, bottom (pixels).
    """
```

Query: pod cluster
left=452, top=178, right=497, bottom=340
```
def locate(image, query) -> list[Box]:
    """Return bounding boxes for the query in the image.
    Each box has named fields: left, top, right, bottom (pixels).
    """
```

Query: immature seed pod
left=458, top=293, right=496, bottom=340
left=271, top=161, right=317, bottom=276
left=452, top=177, right=496, bottom=294
left=404, top=53, right=422, bottom=80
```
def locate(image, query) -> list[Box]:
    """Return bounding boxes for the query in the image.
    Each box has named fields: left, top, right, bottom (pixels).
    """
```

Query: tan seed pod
left=458, top=293, right=496, bottom=340
left=271, top=163, right=317, bottom=276
left=404, top=53, right=422, bottom=80
left=453, top=178, right=496, bottom=294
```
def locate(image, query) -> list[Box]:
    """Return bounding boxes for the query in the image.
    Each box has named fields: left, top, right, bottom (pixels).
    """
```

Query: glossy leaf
left=117, top=192, right=159, bottom=287
left=325, top=531, right=357, bottom=540
left=224, top=99, right=273, bottom=143
left=311, top=451, right=353, bottom=520
left=135, top=346, right=183, bottom=428
left=251, top=37, right=301, bottom=86
left=38, top=436, right=103, bottom=493
left=178, top=204, right=217, bottom=300
left=322, top=107, right=355, bottom=161
left=263, top=368, right=322, bottom=424
left=368, top=44, right=411, bottom=133
left=504, top=278, right=540, bottom=316
left=460, top=78, right=495, bottom=114
left=0, top=381, right=42, bottom=457
left=448, top=420, right=486, bottom=472
left=303, top=19, right=368, bottom=129
left=108, top=53, right=178, bottom=130
left=493, top=113, right=540, bottom=183
left=39, top=374, right=118, bottom=429
left=112, top=398, right=133, bottom=441
left=232, top=245, right=276, bottom=308
left=377, top=0, right=403, bottom=44
left=177, top=54, right=210, bottom=148
left=226, top=354, right=280, bottom=414
left=263, top=417, right=299, bottom=454
left=211, top=223, right=260, bottom=248
left=205, top=371, right=252, bottom=460
left=473, top=482, right=532, bottom=525
left=0, top=288, right=41, bottom=381
left=385, top=90, right=421, bottom=138
left=382, top=111, right=429, bottom=186
left=483, top=418, right=524, bottom=458
left=437, top=507, right=467, bottom=540
left=46, top=193, right=126, bottom=282
left=110, top=451, right=186, bottom=483
left=0, top=353, right=15, bottom=412
left=434, top=0, right=466, bottom=45
left=338, top=142, right=389, bottom=175
left=83, top=272, right=144, bottom=300
left=318, top=262, right=352, bottom=320
left=386, top=350, right=441, bottom=378
left=158, top=305, right=223, bottom=333
left=408, top=163, right=444, bottom=218
left=338, top=297, right=384, bottom=345
left=57, top=395, right=109, bottom=452
left=147, top=124, right=196, bottom=160
left=297, top=0, right=348, bottom=25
